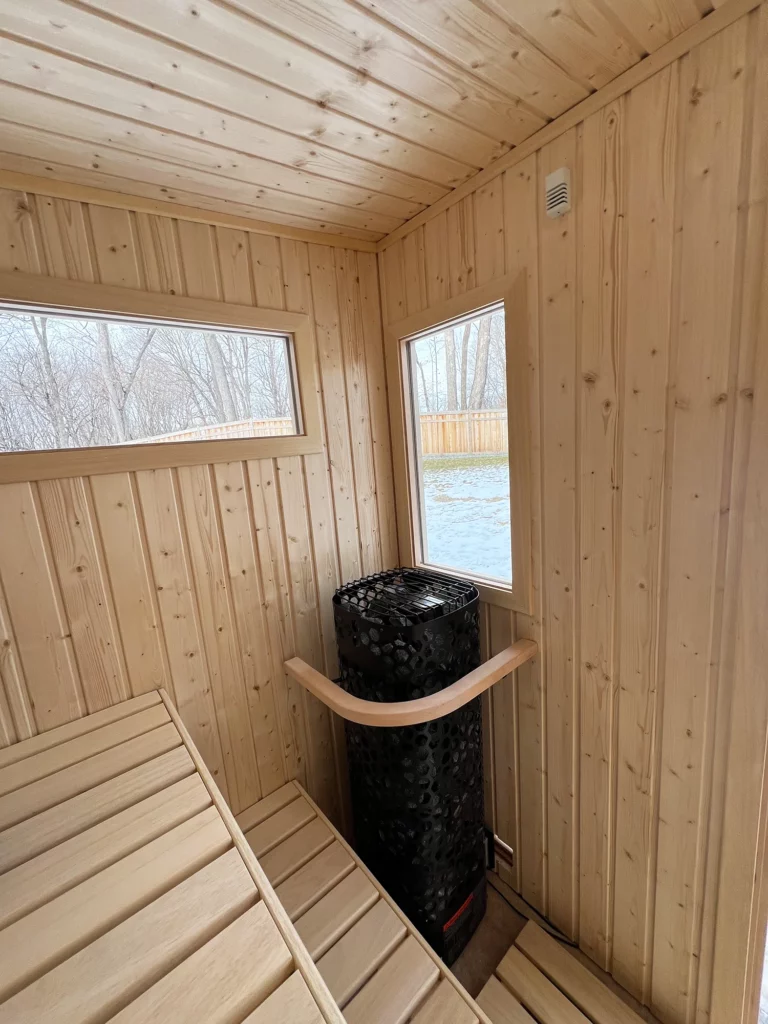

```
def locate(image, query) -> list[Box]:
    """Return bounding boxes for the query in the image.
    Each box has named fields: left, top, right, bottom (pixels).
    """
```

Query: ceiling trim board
left=0, top=169, right=380, bottom=252
left=376, top=0, right=762, bottom=250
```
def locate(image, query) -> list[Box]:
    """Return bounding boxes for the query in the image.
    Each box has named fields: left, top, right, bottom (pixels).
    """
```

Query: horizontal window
left=0, top=307, right=299, bottom=454
left=406, top=302, right=512, bottom=586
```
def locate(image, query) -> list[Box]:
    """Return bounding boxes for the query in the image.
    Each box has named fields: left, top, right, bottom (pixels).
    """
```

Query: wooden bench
left=0, top=688, right=650, bottom=1024
left=477, top=922, right=647, bottom=1024
left=236, top=780, right=486, bottom=1024
left=0, top=690, right=343, bottom=1024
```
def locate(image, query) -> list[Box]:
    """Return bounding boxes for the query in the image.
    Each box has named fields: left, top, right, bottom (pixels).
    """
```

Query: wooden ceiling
left=0, top=0, right=713, bottom=242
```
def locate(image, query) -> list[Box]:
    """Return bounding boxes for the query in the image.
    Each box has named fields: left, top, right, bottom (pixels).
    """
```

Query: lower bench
left=477, top=921, right=649, bottom=1024
left=236, top=781, right=485, bottom=1024
left=0, top=686, right=654, bottom=1024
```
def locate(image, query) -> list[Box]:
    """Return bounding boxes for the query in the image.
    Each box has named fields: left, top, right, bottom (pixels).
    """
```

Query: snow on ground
left=421, top=454, right=512, bottom=582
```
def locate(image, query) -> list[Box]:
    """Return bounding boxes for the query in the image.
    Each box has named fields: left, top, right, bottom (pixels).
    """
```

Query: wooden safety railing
left=284, top=638, right=537, bottom=727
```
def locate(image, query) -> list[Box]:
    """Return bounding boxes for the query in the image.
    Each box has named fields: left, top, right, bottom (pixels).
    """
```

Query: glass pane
left=0, top=310, right=298, bottom=452
left=408, top=304, right=512, bottom=584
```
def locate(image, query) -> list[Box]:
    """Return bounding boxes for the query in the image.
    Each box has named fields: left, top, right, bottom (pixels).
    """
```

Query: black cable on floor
left=487, top=871, right=580, bottom=948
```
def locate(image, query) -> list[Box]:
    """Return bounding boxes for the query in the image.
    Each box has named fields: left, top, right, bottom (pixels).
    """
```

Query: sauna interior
left=0, top=0, right=766, bottom=1021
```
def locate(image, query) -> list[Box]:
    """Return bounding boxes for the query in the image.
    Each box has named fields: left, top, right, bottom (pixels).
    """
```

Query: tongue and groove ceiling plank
left=0, top=0, right=714, bottom=240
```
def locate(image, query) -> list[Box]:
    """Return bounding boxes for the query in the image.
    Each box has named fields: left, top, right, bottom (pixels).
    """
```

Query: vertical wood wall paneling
left=177, top=463, right=262, bottom=813
left=308, top=244, right=363, bottom=583
left=479, top=600, right=496, bottom=833
left=0, top=566, right=33, bottom=745
left=276, top=454, right=339, bottom=820
left=611, top=62, right=677, bottom=1003
left=358, top=251, right=399, bottom=570
left=0, top=190, right=43, bottom=274
left=473, top=179, right=506, bottom=287
left=335, top=248, right=381, bottom=577
left=212, top=458, right=286, bottom=797
left=246, top=456, right=305, bottom=790
left=577, top=96, right=625, bottom=969
left=36, top=196, right=95, bottom=282
left=281, top=236, right=346, bottom=827
left=37, top=476, right=130, bottom=712
left=538, top=127, right=580, bottom=940
left=87, top=205, right=143, bottom=289
left=88, top=478, right=170, bottom=701
left=0, top=482, right=84, bottom=730
left=134, top=212, right=183, bottom=295
left=704, top=9, right=768, bottom=1022
left=503, top=154, right=547, bottom=911
left=378, top=10, right=766, bottom=1020
left=490, top=603, right=521, bottom=890
left=446, top=196, right=476, bottom=295
left=651, top=21, right=749, bottom=1024
left=137, top=466, right=228, bottom=793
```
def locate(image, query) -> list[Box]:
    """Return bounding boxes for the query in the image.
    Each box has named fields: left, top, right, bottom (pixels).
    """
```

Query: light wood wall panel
left=378, top=10, right=768, bottom=1022
left=0, top=188, right=397, bottom=832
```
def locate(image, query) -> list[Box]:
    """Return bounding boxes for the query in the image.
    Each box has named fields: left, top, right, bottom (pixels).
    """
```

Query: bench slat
left=109, top=902, right=292, bottom=1024
left=0, top=849, right=255, bottom=1024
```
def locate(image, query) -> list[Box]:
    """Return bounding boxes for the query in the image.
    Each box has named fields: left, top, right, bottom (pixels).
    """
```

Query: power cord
left=487, top=870, right=580, bottom=948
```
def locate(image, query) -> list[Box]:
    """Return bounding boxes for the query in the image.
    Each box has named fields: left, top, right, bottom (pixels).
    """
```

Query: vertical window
left=406, top=302, right=512, bottom=585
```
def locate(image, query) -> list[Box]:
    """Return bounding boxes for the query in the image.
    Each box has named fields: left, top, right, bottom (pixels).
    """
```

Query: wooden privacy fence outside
left=419, top=410, right=508, bottom=455
left=137, top=410, right=509, bottom=454
left=131, top=416, right=298, bottom=444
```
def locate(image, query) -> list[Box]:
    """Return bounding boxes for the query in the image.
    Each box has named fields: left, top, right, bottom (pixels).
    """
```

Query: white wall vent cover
left=545, top=167, right=571, bottom=218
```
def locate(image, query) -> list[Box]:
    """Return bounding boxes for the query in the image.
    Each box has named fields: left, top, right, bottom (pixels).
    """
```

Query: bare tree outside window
left=407, top=305, right=512, bottom=584
left=0, top=309, right=298, bottom=453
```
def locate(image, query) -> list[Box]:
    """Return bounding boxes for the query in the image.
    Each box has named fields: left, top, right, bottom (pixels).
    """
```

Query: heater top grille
left=334, top=567, right=477, bottom=627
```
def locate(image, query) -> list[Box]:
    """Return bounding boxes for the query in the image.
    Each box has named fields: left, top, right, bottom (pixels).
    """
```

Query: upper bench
left=0, top=688, right=344, bottom=1024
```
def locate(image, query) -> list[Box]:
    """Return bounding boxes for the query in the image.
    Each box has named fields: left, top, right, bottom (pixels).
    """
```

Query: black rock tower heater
left=333, top=567, right=486, bottom=964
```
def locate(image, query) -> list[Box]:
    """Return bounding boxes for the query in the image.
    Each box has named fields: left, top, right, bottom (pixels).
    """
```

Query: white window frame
left=384, top=273, right=533, bottom=613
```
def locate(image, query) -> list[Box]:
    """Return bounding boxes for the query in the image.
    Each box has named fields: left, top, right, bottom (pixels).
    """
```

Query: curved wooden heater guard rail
left=284, top=638, right=538, bottom=727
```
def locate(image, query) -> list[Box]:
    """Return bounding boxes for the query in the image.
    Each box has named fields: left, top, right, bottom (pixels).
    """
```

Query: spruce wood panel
left=378, top=9, right=768, bottom=1020
left=0, top=0, right=713, bottom=237
left=0, top=192, right=397, bottom=830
